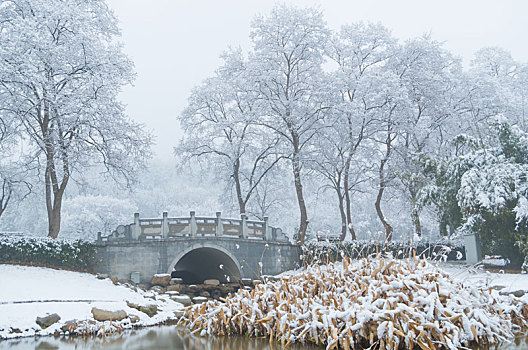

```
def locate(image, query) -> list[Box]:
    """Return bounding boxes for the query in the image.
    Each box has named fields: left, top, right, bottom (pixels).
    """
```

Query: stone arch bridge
left=95, top=211, right=300, bottom=284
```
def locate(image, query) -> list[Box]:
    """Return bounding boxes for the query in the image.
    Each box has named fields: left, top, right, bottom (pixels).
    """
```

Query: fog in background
left=106, top=0, right=528, bottom=159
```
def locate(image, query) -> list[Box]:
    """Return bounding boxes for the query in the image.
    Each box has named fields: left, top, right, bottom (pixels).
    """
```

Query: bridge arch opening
left=170, top=247, right=241, bottom=285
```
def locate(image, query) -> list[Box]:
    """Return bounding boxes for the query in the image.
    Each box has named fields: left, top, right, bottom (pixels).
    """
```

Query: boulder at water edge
left=91, top=308, right=127, bottom=321
left=36, top=313, right=61, bottom=329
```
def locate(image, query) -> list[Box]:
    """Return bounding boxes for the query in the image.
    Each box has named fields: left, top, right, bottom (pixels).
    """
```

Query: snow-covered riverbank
left=0, top=265, right=184, bottom=339
left=2, top=260, right=528, bottom=344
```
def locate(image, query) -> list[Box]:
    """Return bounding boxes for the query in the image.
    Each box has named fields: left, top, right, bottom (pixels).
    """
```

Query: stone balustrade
left=98, top=211, right=289, bottom=243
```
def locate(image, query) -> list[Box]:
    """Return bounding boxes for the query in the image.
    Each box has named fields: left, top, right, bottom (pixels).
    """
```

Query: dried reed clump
left=178, top=256, right=528, bottom=350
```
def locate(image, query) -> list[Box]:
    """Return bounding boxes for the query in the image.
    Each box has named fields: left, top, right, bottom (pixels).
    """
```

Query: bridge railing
left=98, top=211, right=290, bottom=243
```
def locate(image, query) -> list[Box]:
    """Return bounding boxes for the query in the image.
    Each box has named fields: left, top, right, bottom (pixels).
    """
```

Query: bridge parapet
left=97, top=211, right=290, bottom=243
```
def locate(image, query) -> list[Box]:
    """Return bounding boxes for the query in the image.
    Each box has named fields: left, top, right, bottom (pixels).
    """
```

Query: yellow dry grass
left=178, top=257, right=528, bottom=349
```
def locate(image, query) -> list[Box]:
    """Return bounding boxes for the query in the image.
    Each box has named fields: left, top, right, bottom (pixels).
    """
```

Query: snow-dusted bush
left=302, top=239, right=465, bottom=265
left=0, top=235, right=97, bottom=271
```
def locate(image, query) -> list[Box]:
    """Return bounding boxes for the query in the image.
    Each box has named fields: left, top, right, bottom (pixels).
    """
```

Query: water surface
left=0, top=326, right=526, bottom=349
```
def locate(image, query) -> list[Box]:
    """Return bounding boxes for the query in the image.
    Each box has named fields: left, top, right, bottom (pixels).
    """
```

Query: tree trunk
left=232, top=159, right=246, bottom=214
left=42, top=106, right=70, bottom=239
left=409, top=189, right=422, bottom=237
left=45, top=161, right=68, bottom=239
left=343, top=157, right=357, bottom=240
left=376, top=127, right=393, bottom=241
left=337, top=188, right=347, bottom=241
left=47, top=197, right=63, bottom=239
left=410, top=206, right=422, bottom=238
left=375, top=185, right=393, bottom=241
left=292, top=145, right=308, bottom=245
left=0, top=179, right=12, bottom=219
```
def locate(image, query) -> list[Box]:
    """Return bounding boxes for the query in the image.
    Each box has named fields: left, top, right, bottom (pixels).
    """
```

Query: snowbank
left=0, top=265, right=184, bottom=339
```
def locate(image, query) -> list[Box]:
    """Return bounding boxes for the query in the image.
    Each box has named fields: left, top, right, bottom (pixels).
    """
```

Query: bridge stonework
left=94, top=212, right=300, bottom=284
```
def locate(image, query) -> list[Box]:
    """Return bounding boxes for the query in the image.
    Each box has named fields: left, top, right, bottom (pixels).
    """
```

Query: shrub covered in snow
left=0, top=235, right=97, bottom=271
left=179, top=257, right=528, bottom=349
left=302, top=240, right=465, bottom=265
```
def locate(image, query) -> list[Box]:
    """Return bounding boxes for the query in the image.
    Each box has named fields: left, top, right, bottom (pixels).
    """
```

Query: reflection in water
left=0, top=326, right=319, bottom=350
left=0, top=327, right=526, bottom=350
left=470, top=334, right=528, bottom=350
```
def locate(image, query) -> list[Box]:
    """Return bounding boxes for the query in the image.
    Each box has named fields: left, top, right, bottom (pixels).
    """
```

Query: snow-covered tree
left=0, top=0, right=152, bottom=238
left=249, top=5, right=331, bottom=244
left=61, top=195, right=137, bottom=240
left=313, top=22, right=395, bottom=240
left=455, top=120, right=528, bottom=266
left=391, top=36, right=462, bottom=237
left=177, top=49, right=282, bottom=216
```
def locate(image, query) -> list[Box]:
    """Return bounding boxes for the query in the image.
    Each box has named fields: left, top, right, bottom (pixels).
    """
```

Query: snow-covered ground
left=1, top=261, right=527, bottom=342
left=440, top=262, right=528, bottom=294
left=0, top=265, right=184, bottom=339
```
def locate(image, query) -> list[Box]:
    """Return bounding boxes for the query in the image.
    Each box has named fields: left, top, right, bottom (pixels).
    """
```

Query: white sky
left=106, top=0, right=528, bottom=159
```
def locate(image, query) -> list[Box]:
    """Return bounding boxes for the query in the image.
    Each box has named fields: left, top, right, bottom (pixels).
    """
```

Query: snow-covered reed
left=178, top=256, right=528, bottom=349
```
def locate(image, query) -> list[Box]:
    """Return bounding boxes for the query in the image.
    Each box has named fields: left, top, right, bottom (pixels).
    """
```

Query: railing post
left=263, top=216, right=271, bottom=241
left=190, top=211, right=197, bottom=237
left=162, top=211, right=169, bottom=239
left=241, top=214, right=248, bottom=239
left=133, top=212, right=141, bottom=240
left=216, top=212, right=223, bottom=237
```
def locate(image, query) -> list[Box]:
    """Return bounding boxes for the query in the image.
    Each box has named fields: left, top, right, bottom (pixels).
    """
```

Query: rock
left=136, top=284, right=148, bottom=291
left=166, top=291, right=179, bottom=295
left=110, top=276, right=119, bottom=285
left=241, top=278, right=253, bottom=286
left=173, top=310, right=185, bottom=318
left=126, top=301, right=140, bottom=310
left=173, top=295, right=192, bottom=307
left=96, top=273, right=109, bottom=280
left=166, top=284, right=183, bottom=292
left=203, top=279, right=220, bottom=287
left=500, top=289, right=526, bottom=297
left=200, top=290, right=211, bottom=298
left=192, top=296, right=208, bottom=304
left=149, top=285, right=165, bottom=293
left=91, top=308, right=127, bottom=321
left=169, top=278, right=183, bottom=285
left=184, top=285, right=200, bottom=293
left=150, top=274, right=171, bottom=287
left=512, top=290, right=526, bottom=298
left=129, top=315, right=140, bottom=324
left=139, top=305, right=158, bottom=317
left=36, top=313, right=61, bottom=329
left=60, top=320, right=78, bottom=332
left=217, top=285, right=231, bottom=294
left=492, top=285, right=506, bottom=291
left=10, top=328, right=22, bottom=334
